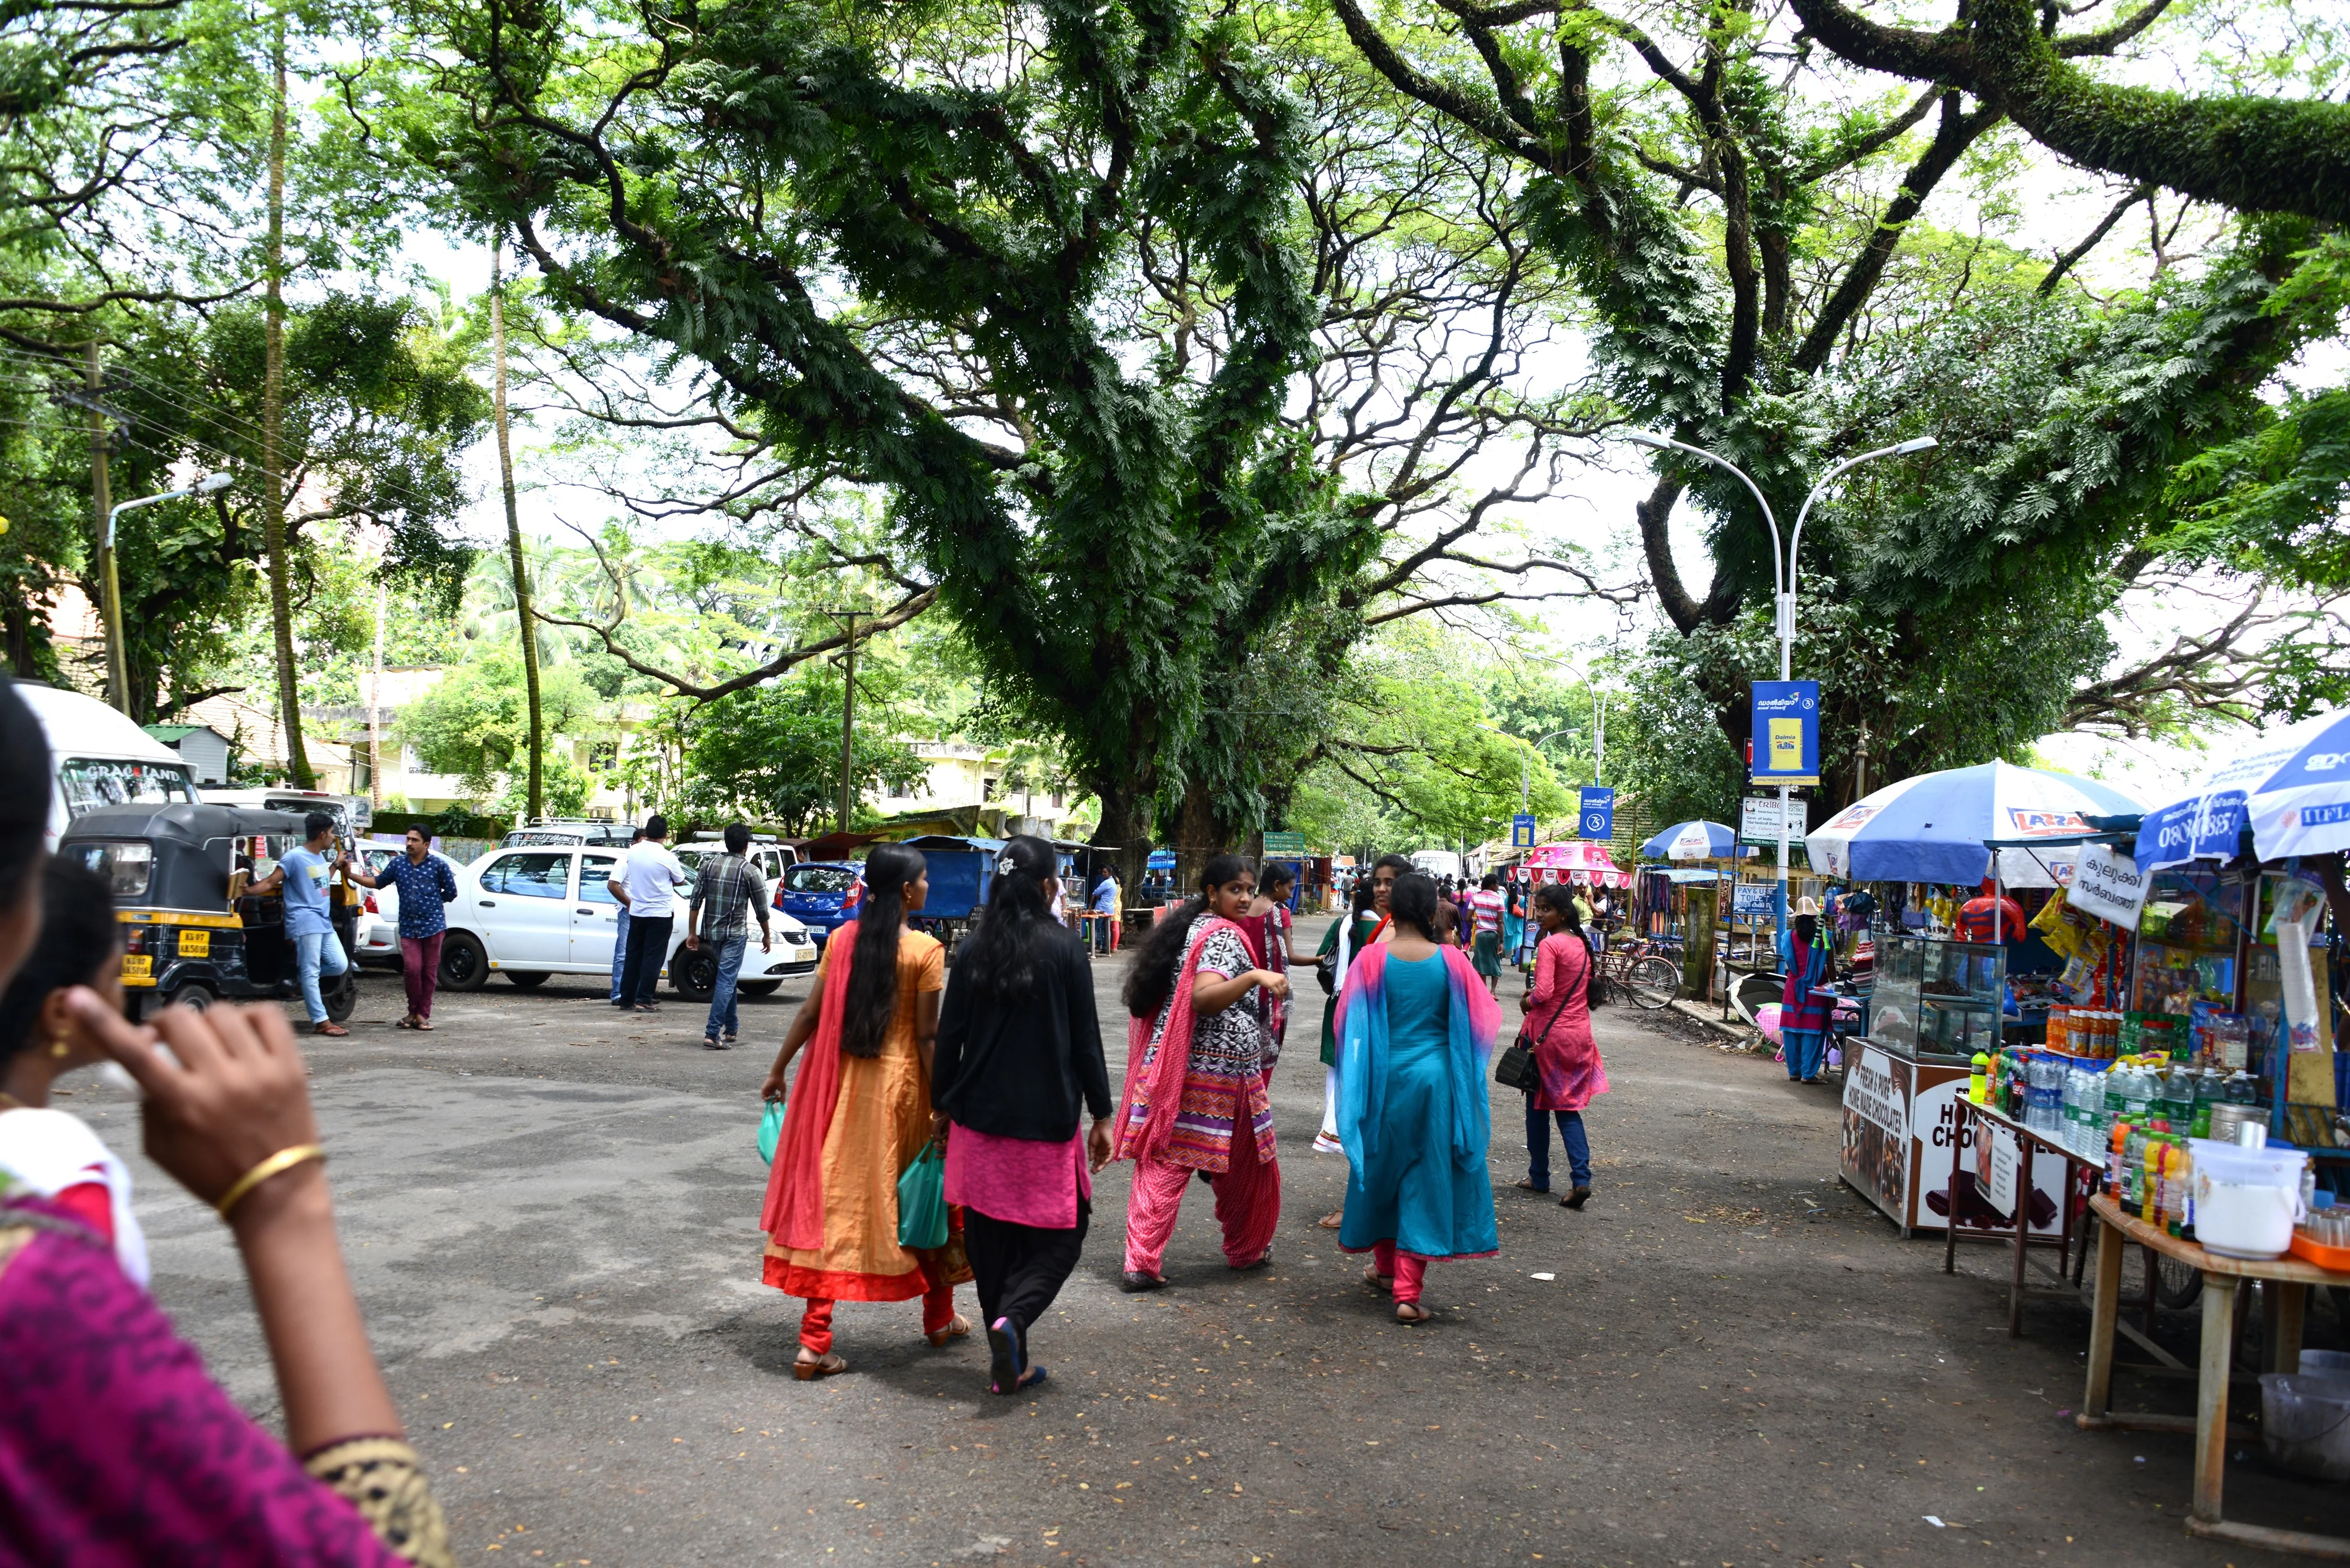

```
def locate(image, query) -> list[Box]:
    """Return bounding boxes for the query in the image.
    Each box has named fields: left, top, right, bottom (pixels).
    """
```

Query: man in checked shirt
left=684, top=821, right=773, bottom=1050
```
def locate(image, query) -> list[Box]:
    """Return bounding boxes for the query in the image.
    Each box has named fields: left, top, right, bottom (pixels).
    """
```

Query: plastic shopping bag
left=758, top=1100, right=785, bottom=1166
left=897, top=1140, right=949, bottom=1250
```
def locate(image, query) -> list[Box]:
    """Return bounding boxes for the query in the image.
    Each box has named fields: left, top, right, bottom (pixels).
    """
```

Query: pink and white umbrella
left=1519, top=841, right=1630, bottom=887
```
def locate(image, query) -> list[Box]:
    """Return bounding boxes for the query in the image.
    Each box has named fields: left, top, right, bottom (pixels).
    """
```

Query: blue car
left=777, top=861, right=861, bottom=947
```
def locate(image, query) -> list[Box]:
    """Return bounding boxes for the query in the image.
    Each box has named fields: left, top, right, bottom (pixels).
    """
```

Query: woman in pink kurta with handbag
left=1515, top=883, right=1610, bottom=1208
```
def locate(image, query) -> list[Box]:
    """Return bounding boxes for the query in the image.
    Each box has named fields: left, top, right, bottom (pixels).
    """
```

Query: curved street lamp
left=100, top=471, right=234, bottom=714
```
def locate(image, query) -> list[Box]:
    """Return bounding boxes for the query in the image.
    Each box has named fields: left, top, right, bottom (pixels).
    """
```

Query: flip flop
left=1315, top=1211, right=1344, bottom=1230
left=1362, top=1266, right=1393, bottom=1292
left=1231, top=1244, right=1273, bottom=1272
left=926, top=1314, right=972, bottom=1347
left=1395, top=1302, right=1432, bottom=1324
left=792, top=1352, right=848, bottom=1381
left=1513, top=1178, right=1550, bottom=1193
left=413, top=1019, right=435, bottom=1031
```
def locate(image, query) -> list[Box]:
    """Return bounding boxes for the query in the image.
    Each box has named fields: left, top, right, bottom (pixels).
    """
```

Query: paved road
left=63, top=931, right=2340, bottom=1567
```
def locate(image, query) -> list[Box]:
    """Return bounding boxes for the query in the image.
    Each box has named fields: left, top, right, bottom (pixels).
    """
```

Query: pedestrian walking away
left=685, top=821, right=772, bottom=1049
left=607, top=825, right=644, bottom=1004
left=1518, top=882, right=1610, bottom=1208
left=344, top=827, right=459, bottom=1030
left=1503, top=874, right=1529, bottom=972
left=608, top=817, right=687, bottom=1013
left=1310, top=852, right=1407, bottom=1215
left=1331, top=872, right=1500, bottom=1323
left=1468, top=873, right=1505, bottom=992
left=930, top=836, right=1114, bottom=1396
left=247, top=812, right=351, bottom=1037
left=757, top=844, right=971, bottom=1379
left=1780, top=903, right=1837, bottom=1083
left=1113, top=852, right=1287, bottom=1290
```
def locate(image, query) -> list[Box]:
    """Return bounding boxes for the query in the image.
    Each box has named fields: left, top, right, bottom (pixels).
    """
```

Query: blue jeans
left=1526, top=1102, right=1590, bottom=1190
left=609, top=905, right=631, bottom=1002
left=702, top=932, right=748, bottom=1040
left=294, top=929, right=351, bottom=1023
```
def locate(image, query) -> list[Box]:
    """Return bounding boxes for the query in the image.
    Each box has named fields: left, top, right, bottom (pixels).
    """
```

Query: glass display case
left=1866, top=933, right=2006, bottom=1063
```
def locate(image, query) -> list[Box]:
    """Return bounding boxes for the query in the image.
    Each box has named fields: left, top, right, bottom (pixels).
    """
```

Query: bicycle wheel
left=1627, top=955, right=1681, bottom=1010
left=2154, top=1252, right=2202, bottom=1310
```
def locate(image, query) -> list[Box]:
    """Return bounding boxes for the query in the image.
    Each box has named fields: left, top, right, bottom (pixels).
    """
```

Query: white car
left=431, top=842, right=818, bottom=998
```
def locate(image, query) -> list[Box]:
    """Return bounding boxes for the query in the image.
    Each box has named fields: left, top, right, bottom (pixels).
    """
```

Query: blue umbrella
left=2134, top=708, right=2350, bottom=871
left=1805, top=761, right=2144, bottom=885
left=1639, top=820, right=1742, bottom=860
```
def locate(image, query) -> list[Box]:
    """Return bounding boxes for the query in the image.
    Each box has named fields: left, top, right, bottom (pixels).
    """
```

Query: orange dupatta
left=757, top=919, right=862, bottom=1251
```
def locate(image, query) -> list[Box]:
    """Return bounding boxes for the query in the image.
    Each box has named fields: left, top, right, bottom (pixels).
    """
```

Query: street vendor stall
left=1807, top=762, right=2146, bottom=1236
left=1636, top=821, right=1754, bottom=1002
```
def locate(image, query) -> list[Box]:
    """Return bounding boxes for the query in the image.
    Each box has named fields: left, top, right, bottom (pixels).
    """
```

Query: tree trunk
left=491, top=241, right=543, bottom=820
left=260, top=14, right=312, bottom=788
left=1089, top=778, right=1154, bottom=899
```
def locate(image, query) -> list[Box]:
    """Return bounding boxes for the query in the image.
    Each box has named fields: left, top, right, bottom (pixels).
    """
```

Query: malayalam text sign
left=2066, top=842, right=2149, bottom=931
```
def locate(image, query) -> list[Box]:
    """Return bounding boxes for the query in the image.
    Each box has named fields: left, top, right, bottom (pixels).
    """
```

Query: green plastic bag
left=758, top=1100, right=785, bottom=1166
left=897, top=1140, right=948, bottom=1250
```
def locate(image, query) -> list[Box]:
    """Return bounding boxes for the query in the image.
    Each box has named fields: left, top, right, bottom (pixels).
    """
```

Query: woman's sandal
left=1362, top=1265, right=1394, bottom=1292
left=792, top=1352, right=849, bottom=1381
left=1395, top=1302, right=1432, bottom=1325
left=1231, top=1244, right=1273, bottom=1272
left=413, top=1019, right=435, bottom=1031
left=925, top=1314, right=972, bottom=1347
left=1315, top=1211, right=1344, bottom=1230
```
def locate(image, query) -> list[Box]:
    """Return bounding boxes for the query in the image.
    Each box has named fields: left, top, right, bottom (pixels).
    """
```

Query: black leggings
left=964, top=1201, right=1090, bottom=1340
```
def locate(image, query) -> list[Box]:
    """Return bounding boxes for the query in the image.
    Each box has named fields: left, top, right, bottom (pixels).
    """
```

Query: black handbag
left=1496, top=986, right=1566, bottom=1092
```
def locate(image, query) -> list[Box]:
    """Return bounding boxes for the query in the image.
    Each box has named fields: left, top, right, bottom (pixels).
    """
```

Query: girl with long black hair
left=758, top=844, right=973, bottom=1379
left=1113, top=853, right=1288, bottom=1291
left=931, top=836, right=1114, bottom=1395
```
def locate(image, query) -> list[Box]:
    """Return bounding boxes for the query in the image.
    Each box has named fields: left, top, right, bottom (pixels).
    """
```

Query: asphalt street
left=63, top=922, right=2345, bottom=1567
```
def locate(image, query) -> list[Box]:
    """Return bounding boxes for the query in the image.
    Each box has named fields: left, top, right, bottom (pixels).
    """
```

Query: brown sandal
left=1315, top=1210, right=1344, bottom=1230
left=793, top=1352, right=849, bottom=1380
left=925, top=1314, right=972, bottom=1347
left=1395, top=1302, right=1432, bottom=1324
left=1362, top=1265, right=1394, bottom=1292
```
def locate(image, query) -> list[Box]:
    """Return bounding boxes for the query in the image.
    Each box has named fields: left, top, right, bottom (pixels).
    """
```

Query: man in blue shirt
left=251, top=812, right=351, bottom=1036
left=346, top=825, right=460, bottom=1030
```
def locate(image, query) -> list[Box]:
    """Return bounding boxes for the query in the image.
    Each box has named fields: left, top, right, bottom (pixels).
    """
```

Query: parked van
left=16, top=682, right=202, bottom=844
left=1409, top=848, right=1465, bottom=883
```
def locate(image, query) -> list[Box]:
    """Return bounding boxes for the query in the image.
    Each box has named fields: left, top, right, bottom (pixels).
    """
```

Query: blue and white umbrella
left=1640, top=820, right=1741, bottom=860
left=2133, top=709, right=2350, bottom=871
left=1805, top=761, right=2144, bottom=886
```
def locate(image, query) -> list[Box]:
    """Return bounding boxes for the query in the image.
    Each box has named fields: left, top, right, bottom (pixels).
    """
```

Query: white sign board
left=1985, top=1129, right=2020, bottom=1218
left=1740, top=796, right=1810, bottom=844
left=1844, top=1046, right=1908, bottom=1144
left=2066, top=842, right=2150, bottom=931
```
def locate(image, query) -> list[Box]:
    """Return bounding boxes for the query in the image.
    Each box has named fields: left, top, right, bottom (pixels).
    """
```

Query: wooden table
left=1946, top=1097, right=2103, bottom=1336
left=2079, top=1194, right=2350, bottom=1559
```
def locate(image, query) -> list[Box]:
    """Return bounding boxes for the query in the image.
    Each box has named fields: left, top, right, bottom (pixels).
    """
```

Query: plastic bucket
left=2261, top=1373, right=2350, bottom=1482
left=2188, top=1140, right=2307, bottom=1260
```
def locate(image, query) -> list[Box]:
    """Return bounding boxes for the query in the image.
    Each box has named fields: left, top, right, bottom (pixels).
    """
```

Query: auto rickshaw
left=55, top=803, right=361, bottom=1022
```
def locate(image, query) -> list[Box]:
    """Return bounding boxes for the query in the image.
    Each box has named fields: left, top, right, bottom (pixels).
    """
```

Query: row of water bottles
left=2017, top=1055, right=2112, bottom=1158
left=2019, top=1053, right=2257, bottom=1159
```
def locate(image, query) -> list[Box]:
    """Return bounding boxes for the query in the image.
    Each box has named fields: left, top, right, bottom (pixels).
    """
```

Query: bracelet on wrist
left=216, top=1143, right=328, bottom=1220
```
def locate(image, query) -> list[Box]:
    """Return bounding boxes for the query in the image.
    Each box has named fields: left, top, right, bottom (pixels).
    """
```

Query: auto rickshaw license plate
left=122, top=954, right=152, bottom=978
left=177, top=929, right=210, bottom=958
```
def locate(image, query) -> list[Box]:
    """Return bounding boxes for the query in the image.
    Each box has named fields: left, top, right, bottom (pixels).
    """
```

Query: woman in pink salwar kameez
left=931, top=837, right=1116, bottom=1395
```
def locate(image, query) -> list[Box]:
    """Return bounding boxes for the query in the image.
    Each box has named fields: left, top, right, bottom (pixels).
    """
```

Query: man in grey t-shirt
left=251, top=811, right=351, bottom=1035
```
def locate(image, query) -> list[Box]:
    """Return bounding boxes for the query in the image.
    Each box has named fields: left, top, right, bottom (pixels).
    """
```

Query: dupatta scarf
left=1331, top=945, right=1500, bottom=1174
left=1114, top=914, right=1245, bottom=1164
left=1781, top=940, right=1832, bottom=1035
left=758, top=919, right=865, bottom=1250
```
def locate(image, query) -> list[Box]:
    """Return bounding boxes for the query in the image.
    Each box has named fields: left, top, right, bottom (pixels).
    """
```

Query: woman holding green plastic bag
left=756, top=844, right=972, bottom=1381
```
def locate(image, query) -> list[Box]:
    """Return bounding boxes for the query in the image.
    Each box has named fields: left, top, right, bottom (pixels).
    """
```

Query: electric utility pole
left=85, top=341, right=125, bottom=714
left=825, top=610, right=861, bottom=835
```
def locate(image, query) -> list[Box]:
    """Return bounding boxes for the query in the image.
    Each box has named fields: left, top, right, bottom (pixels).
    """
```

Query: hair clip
left=996, top=852, right=1019, bottom=875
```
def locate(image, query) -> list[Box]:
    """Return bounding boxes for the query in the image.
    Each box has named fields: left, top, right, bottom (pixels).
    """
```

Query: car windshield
left=58, top=758, right=199, bottom=820
left=785, top=865, right=858, bottom=895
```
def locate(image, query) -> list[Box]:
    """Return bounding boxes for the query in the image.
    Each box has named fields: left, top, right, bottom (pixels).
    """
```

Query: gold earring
left=48, top=1033, right=71, bottom=1059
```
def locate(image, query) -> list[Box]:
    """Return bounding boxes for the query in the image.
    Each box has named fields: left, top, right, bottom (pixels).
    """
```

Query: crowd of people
left=0, top=653, right=1616, bottom=1559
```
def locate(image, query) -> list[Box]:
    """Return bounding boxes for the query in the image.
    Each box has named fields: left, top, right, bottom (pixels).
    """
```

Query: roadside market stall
left=1806, top=762, right=2146, bottom=1237
left=1635, top=820, right=1753, bottom=1002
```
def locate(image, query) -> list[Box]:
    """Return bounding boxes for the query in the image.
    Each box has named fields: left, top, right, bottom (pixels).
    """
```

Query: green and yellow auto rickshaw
left=56, top=803, right=361, bottom=1022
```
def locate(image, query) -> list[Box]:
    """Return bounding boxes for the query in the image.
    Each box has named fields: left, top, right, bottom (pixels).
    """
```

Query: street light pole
left=1623, top=432, right=1935, bottom=944
left=101, top=471, right=234, bottom=717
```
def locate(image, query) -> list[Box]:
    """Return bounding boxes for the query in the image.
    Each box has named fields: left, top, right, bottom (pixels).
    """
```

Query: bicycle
left=1599, top=935, right=1683, bottom=1011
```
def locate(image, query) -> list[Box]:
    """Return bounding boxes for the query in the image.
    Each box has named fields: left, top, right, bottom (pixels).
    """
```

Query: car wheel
left=438, top=932, right=489, bottom=992
left=506, top=971, right=550, bottom=989
left=672, top=947, right=718, bottom=1003
left=163, top=981, right=216, bottom=1013
left=738, top=980, right=781, bottom=998
left=324, top=969, right=360, bottom=1023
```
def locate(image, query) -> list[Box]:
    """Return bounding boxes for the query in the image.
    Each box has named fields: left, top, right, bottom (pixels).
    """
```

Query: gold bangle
left=216, top=1144, right=327, bottom=1220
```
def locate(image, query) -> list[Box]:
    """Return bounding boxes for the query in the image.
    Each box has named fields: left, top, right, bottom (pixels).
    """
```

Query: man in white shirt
left=607, top=814, right=689, bottom=1012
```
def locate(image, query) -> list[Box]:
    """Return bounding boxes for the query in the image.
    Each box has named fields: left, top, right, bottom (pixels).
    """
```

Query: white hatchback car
left=429, top=844, right=819, bottom=998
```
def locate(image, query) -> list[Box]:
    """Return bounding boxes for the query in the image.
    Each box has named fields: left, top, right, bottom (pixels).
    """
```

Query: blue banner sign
left=1510, top=813, right=1537, bottom=849
left=1578, top=787, right=1615, bottom=841
left=1750, top=680, right=1821, bottom=786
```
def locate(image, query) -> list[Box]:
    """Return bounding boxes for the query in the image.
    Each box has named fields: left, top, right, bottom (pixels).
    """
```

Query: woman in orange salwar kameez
left=757, top=844, right=972, bottom=1379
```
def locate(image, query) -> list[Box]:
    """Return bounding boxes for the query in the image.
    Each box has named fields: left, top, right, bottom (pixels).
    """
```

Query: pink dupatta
left=1114, top=914, right=1244, bottom=1164
left=758, top=919, right=864, bottom=1250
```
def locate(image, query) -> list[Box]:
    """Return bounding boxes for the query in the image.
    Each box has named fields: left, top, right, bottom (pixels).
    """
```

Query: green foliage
left=392, top=650, right=600, bottom=799
left=677, top=671, right=926, bottom=837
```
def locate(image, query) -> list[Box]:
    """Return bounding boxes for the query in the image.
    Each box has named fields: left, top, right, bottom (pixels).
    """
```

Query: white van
left=1409, top=848, right=1466, bottom=883
left=206, top=787, right=372, bottom=838
left=17, top=683, right=202, bottom=844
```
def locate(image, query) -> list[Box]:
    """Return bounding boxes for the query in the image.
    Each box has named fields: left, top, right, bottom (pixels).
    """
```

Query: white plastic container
left=2188, top=1139, right=2309, bottom=1259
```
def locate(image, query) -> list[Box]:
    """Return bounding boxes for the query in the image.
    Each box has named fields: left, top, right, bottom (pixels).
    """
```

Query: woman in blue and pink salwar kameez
left=1331, top=872, right=1500, bottom=1323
